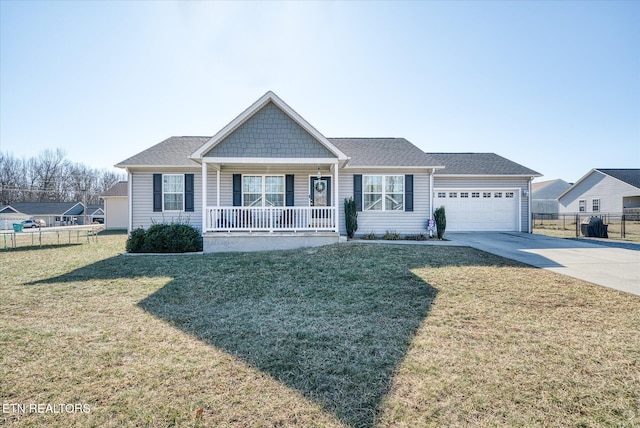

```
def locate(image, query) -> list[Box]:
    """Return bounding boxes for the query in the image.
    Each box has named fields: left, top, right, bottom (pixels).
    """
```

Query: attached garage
left=433, top=189, right=519, bottom=231
left=428, top=153, right=541, bottom=233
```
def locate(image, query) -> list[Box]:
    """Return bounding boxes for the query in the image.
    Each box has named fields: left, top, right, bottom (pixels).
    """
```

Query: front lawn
left=1, top=234, right=638, bottom=427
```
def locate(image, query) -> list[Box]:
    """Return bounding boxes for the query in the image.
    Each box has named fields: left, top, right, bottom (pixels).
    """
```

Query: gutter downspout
left=528, top=177, right=533, bottom=233
left=429, top=168, right=435, bottom=218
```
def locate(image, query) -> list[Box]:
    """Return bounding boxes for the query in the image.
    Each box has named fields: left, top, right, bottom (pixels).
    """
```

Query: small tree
left=434, top=206, right=447, bottom=240
left=344, top=197, right=358, bottom=238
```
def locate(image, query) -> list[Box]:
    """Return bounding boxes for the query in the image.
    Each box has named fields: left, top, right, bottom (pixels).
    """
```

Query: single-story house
left=86, top=205, right=105, bottom=224
left=558, top=169, right=640, bottom=215
left=428, top=153, right=541, bottom=232
left=9, top=202, right=85, bottom=226
left=0, top=205, right=30, bottom=230
left=100, top=181, right=129, bottom=230
left=531, top=179, right=572, bottom=217
left=116, top=91, right=541, bottom=252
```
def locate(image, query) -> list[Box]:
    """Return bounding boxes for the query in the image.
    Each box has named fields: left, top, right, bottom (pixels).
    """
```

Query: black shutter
left=184, top=174, right=194, bottom=212
left=232, top=174, right=242, bottom=206
left=353, top=174, right=362, bottom=212
left=153, top=174, right=162, bottom=212
left=405, top=174, right=414, bottom=212
left=285, top=174, right=294, bottom=206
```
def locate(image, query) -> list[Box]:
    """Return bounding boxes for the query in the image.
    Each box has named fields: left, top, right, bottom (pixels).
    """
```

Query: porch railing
left=205, top=206, right=336, bottom=232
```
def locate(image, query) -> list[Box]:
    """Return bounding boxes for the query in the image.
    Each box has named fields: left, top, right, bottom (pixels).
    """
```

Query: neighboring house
left=116, top=91, right=541, bottom=252
left=428, top=153, right=541, bottom=232
left=558, top=169, right=640, bottom=215
left=0, top=205, right=30, bottom=230
left=86, top=205, right=105, bottom=224
left=10, top=202, right=85, bottom=226
left=101, top=181, right=129, bottom=230
left=531, top=179, right=572, bottom=217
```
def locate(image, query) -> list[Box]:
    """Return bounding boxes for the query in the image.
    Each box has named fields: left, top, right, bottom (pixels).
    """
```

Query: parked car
left=19, top=219, right=45, bottom=229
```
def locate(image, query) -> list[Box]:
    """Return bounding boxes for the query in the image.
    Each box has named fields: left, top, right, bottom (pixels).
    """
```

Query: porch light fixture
left=317, top=167, right=322, bottom=180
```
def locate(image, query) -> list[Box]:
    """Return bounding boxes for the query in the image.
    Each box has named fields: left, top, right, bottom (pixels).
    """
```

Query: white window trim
left=163, top=174, right=184, bottom=212
left=592, top=198, right=600, bottom=212
left=579, top=199, right=586, bottom=212
left=242, top=174, right=285, bottom=207
left=363, top=174, right=405, bottom=212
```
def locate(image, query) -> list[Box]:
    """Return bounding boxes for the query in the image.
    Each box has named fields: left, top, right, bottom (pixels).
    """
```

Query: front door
left=310, top=177, right=331, bottom=207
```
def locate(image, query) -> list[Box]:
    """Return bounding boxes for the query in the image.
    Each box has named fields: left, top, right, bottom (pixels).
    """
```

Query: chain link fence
left=532, top=212, right=640, bottom=242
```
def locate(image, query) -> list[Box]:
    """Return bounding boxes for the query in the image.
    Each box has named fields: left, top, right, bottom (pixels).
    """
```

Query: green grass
left=1, top=234, right=639, bottom=427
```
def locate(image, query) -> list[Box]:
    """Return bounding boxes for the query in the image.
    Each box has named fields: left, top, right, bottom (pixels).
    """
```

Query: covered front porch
left=199, top=160, right=343, bottom=252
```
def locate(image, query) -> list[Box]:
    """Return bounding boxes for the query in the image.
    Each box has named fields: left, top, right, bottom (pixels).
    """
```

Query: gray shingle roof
left=116, top=137, right=209, bottom=167
left=596, top=169, right=640, bottom=189
left=117, top=136, right=444, bottom=168
left=532, top=179, right=571, bottom=199
left=329, top=138, right=443, bottom=167
left=101, top=181, right=128, bottom=197
left=428, top=153, right=541, bottom=176
left=11, top=202, right=84, bottom=215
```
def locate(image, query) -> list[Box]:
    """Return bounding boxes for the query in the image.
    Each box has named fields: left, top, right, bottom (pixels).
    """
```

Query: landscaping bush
left=126, top=222, right=202, bottom=253
left=382, top=230, right=401, bottom=240
left=434, top=206, right=447, bottom=239
left=125, top=227, right=146, bottom=253
left=344, top=197, right=358, bottom=239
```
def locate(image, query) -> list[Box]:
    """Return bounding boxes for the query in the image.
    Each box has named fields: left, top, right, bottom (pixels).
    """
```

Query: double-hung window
left=592, top=199, right=600, bottom=212
left=242, top=175, right=284, bottom=207
left=163, top=175, right=184, bottom=211
left=363, top=175, right=404, bottom=211
left=579, top=200, right=586, bottom=212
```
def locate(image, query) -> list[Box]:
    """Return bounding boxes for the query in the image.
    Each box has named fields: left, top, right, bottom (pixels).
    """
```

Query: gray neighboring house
left=532, top=179, right=572, bottom=217
left=116, top=91, right=541, bottom=252
left=9, top=202, right=85, bottom=226
left=101, top=181, right=129, bottom=230
left=558, top=168, right=640, bottom=215
left=428, top=153, right=541, bottom=232
left=0, top=205, right=30, bottom=230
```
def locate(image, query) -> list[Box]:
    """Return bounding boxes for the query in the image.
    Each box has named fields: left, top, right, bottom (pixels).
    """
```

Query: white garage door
left=433, top=190, right=519, bottom=231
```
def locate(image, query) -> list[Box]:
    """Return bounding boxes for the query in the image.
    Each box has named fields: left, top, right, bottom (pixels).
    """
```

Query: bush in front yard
left=125, top=228, right=146, bottom=253
left=434, top=206, right=447, bottom=239
left=126, top=222, right=202, bottom=253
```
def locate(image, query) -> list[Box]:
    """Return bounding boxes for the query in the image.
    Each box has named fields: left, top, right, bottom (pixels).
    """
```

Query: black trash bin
left=583, top=216, right=608, bottom=238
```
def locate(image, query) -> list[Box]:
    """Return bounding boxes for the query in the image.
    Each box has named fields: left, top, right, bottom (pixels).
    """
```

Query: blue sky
left=1, top=0, right=638, bottom=183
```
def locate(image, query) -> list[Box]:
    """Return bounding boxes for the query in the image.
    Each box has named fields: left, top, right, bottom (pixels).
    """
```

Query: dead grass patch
left=1, top=234, right=638, bottom=427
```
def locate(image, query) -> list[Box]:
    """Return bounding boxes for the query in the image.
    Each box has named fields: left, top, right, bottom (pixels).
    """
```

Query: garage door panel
left=434, top=189, right=518, bottom=231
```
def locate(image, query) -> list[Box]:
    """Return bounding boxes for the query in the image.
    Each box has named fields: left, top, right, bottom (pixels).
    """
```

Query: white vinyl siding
left=433, top=176, right=530, bottom=232
left=559, top=171, right=640, bottom=214
left=129, top=169, right=202, bottom=231
left=103, top=197, right=128, bottom=230
left=339, top=170, right=431, bottom=236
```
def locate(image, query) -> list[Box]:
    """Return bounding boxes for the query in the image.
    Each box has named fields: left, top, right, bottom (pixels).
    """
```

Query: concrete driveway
left=447, top=232, right=640, bottom=296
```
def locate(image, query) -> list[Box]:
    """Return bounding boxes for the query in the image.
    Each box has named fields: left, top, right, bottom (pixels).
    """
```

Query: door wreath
left=314, top=181, right=326, bottom=193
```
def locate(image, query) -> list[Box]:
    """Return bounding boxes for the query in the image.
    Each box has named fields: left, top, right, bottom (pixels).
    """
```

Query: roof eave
left=343, top=165, right=445, bottom=170
left=434, top=173, right=542, bottom=177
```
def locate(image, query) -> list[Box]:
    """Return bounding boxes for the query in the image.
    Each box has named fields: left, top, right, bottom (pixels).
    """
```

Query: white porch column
left=127, top=169, right=132, bottom=233
left=202, top=162, right=207, bottom=231
left=334, top=162, right=339, bottom=233
left=216, top=169, right=221, bottom=207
